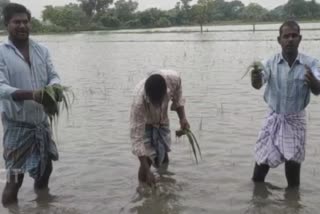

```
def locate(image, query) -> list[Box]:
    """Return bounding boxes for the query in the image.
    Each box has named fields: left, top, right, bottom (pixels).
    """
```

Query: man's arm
left=11, top=90, right=33, bottom=101
left=176, top=106, right=190, bottom=130
left=11, top=90, right=43, bottom=103
left=45, top=48, right=61, bottom=86
left=305, top=65, right=320, bottom=95
left=170, top=75, right=190, bottom=129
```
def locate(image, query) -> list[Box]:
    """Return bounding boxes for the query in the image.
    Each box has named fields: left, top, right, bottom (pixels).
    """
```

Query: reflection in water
left=246, top=182, right=303, bottom=214
left=7, top=203, right=20, bottom=214
left=283, top=188, right=303, bottom=213
left=4, top=189, right=80, bottom=214
left=34, top=188, right=58, bottom=209
left=121, top=173, right=183, bottom=214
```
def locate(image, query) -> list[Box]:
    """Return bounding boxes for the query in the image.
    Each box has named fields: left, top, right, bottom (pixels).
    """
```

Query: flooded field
left=1, top=23, right=320, bottom=214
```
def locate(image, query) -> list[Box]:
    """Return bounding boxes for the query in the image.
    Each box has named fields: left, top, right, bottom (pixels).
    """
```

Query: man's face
left=7, top=13, right=30, bottom=42
left=278, top=25, right=301, bottom=55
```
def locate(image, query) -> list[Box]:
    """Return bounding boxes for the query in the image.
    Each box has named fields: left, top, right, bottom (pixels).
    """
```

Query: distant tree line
left=0, top=0, right=320, bottom=33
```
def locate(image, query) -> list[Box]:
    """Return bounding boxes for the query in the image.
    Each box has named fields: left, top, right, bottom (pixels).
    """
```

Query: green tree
left=0, top=0, right=9, bottom=28
left=114, top=0, right=138, bottom=22
left=180, top=0, right=192, bottom=24
left=191, top=0, right=210, bottom=32
left=240, top=3, right=268, bottom=21
left=167, top=3, right=184, bottom=25
left=156, top=17, right=171, bottom=27
left=284, top=0, right=310, bottom=18
left=224, top=0, right=244, bottom=20
left=77, top=0, right=113, bottom=17
left=308, top=0, right=320, bottom=18
left=99, top=14, right=120, bottom=27
left=206, top=0, right=226, bottom=21
left=268, top=5, right=285, bottom=21
left=30, top=17, right=43, bottom=33
left=42, top=4, right=87, bottom=31
left=137, top=8, right=166, bottom=27
left=181, top=0, right=192, bottom=11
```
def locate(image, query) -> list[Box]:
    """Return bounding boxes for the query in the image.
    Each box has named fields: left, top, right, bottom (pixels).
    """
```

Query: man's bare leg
left=34, top=160, right=53, bottom=191
left=2, top=174, right=24, bottom=207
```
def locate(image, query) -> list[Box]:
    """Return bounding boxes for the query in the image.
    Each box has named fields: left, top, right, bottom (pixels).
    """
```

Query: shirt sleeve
left=45, top=49, right=61, bottom=86
left=169, top=74, right=185, bottom=111
left=130, top=95, right=147, bottom=157
left=0, top=58, right=23, bottom=111
left=310, top=59, right=320, bottom=81
left=261, top=59, right=271, bottom=84
left=0, top=63, right=19, bottom=99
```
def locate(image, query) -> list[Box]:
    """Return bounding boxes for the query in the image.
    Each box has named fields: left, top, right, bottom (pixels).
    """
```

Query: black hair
left=3, top=3, right=31, bottom=26
left=144, top=74, right=167, bottom=105
left=279, top=20, right=300, bottom=36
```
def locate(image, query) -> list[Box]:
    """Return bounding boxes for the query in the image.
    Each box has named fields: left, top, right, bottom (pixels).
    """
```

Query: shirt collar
left=278, top=52, right=304, bottom=65
left=4, top=38, right=33, bottom=49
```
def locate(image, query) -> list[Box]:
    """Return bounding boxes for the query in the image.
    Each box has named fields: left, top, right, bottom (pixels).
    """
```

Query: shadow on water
left=245, top=182, right=304, bottom=214
left=120, top=173, right=184, bottom=214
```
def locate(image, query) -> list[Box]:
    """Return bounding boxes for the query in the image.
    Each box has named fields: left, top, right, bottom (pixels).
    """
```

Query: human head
left=278, top=20, right=301, bottom=56
left=3, top=3, right=31, bottom=42
left=144, top=74, right=167, bottom=106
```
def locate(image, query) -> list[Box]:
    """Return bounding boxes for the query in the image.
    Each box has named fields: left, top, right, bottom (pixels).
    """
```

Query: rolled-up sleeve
left=45, top=49, right=61, bottom=86
left=130, top=96, right=147, bottom=157
left=170, top=76, right=185, bottom=111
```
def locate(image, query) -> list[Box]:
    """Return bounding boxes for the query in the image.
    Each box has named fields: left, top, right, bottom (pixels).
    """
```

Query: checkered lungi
left=255, top=110, right=306, bottom=168
left=2, top=115, right=59, bottom=179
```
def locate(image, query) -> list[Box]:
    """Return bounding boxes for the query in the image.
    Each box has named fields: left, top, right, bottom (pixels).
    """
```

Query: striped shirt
left=261, top=53, right=320, bottom=114
left=0, top=39, right=60, bottom=176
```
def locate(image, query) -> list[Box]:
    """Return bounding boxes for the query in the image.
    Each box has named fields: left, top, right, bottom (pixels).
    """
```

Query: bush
left=100, top=15, right=121, bottom=28
left=156, top=17, right=171, bottom=27
left=125, top=19, right=141, bottom=28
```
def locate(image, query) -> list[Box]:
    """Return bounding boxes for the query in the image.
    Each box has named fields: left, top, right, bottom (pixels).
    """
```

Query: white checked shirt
left=130, top=70, right=185, bottom=157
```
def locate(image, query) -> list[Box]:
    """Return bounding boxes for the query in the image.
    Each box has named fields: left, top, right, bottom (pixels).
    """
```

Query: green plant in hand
left=35, top=84, right=74, bottom=124
left=176, top=129, right=202, bottom=164
left=241, top=61, right=264, bottom=80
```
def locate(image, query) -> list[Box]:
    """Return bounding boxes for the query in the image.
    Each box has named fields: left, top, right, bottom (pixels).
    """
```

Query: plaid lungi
left=144, top=124, right=171, bottom=168
left=255, top=110, right=306, bottom=168
left=2, top=115, right=59, bottom=179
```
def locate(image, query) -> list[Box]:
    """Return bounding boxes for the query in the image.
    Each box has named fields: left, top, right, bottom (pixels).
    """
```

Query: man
left=251, top=20, right=320, bottom=188
left=0, top=3, right=62, bottom=206
left=130, top=70, right=190, bottom=187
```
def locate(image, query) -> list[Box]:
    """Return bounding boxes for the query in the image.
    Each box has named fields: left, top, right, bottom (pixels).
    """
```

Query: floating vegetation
left=176, top=129, right=202, bottom=164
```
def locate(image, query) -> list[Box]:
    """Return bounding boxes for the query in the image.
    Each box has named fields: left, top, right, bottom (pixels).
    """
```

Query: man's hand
left=32, top=89, right=43, bottom=104
left=251, top=68, right=263, bottom=89
left=52, top=84, right=63, bottom=102
left=305, top=65, right=320, bottom=95
left=180, top=117, right=190, bottom=130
